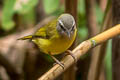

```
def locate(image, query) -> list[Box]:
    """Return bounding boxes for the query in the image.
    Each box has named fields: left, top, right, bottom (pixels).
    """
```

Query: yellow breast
left=32, top=29, right=77, bottom=55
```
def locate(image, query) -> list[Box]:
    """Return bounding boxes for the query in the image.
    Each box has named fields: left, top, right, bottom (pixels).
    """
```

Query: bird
left=18, top=13, right=77, bottom=69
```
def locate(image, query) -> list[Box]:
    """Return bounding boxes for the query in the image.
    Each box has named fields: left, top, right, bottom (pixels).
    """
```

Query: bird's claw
left=66, top=50, right=77, bottom=63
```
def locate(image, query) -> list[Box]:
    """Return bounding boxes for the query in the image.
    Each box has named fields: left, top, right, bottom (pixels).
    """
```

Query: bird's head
left=56, top=14, right=76, bottom=38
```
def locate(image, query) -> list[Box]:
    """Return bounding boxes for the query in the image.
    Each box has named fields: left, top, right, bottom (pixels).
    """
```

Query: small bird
left=18, top=14, right=77, bottom=68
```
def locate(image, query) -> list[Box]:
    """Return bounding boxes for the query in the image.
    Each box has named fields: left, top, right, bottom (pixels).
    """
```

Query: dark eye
left=59, top=23, right=66, bottom=31
left=71, top=25, right=75, bottom=31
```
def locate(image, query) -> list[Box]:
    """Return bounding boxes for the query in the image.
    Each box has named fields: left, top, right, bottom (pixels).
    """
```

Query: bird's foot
left=51, top=55, right=64, bottom=69
left=65, top=50, right=77, bottom=63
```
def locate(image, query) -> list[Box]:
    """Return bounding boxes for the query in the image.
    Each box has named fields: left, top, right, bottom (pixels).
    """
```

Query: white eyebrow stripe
left=58, top=20, right=69, bottom=31
left=58, top=20, right=64, bottom=26
left=72, top=18, right=75, bottom=26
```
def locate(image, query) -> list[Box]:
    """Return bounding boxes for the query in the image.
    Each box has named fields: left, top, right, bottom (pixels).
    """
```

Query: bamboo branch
left=38, top=24, right=120, bottom=80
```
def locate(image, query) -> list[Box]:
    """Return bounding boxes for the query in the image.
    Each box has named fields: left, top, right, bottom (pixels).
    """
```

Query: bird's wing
left=34, top=19, right=57, bottom=39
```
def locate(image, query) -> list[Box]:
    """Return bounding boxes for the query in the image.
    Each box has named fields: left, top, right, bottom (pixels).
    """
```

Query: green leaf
left=43, top=0, right=59, bottom=14
left=2, top=0, right=16, bottom=31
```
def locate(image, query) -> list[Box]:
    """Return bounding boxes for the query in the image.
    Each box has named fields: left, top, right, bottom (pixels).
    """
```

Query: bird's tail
left=17, top=35, right=33, bottom=40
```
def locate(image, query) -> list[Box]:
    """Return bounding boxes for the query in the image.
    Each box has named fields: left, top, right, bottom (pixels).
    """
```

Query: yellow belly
left=32, top=30, right=76, bottom=55
left=46, top=36, right=74, bottom=55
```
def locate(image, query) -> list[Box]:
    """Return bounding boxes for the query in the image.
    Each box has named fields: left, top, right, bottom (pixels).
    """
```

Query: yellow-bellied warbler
left=18, top=14, right=77, bottom=68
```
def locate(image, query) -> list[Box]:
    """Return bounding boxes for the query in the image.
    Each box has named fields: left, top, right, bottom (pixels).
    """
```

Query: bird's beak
left=67, top=31, right=71, bottom=38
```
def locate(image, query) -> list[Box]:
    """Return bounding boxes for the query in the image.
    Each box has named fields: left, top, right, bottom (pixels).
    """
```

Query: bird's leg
left=50, top=55, right=64, bottom=69
left=65, top=50, right=77, bottom=63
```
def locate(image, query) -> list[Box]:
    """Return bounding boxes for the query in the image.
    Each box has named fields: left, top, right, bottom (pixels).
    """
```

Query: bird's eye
left=59, top=23, right=66, bottom=31
left=71, top=25, right=75, bottom=31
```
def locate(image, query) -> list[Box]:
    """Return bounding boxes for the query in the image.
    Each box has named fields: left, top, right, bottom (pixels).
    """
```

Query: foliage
left=2, top=0, right=38, bottom=31
left=43, top=0, right=59, bottom=14
left=2, top=0, right=16, bottom=31
left=43, top=0, right=64, bottom=16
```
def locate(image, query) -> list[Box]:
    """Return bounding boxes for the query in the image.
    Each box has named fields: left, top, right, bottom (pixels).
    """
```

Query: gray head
left=56, top=14, right=76, bottom=38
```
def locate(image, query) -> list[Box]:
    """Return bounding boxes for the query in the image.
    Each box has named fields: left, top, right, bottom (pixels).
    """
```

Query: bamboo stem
left=89, top=24, right=120, bottom=45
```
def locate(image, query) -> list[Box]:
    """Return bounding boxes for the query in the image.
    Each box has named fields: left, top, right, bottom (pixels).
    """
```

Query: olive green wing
left=17, top=19, right=57, bottom=40
left=34, top=19, right=57, bottom=39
